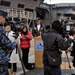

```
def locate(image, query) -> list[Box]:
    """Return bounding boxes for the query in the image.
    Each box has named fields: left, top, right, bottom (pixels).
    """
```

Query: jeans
left=44, top=65, right=61, bottom=75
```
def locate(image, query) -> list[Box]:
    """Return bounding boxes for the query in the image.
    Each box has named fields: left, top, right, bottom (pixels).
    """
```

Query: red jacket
left=20, top=32, right=32, bottom=48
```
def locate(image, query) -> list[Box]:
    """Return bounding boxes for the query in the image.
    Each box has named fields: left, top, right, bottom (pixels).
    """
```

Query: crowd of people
left=0, top=9, right=75, bottom=75
left=0, top=10, right=46, bottom=75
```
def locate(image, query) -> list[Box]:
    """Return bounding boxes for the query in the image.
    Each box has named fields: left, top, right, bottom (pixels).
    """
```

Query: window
left=29, top=12, right=33, bottom=18
left=25, top=11, right=28, bottom=18
left=0, top=1, right=11, bottom=7
left=18, top=4, right=24, bottom=8
left=34, top=0, right=37, bottom=1
left=13, top=18, right=20, bottom=21
left=57, top=13, right=61, bottom=16
left=8, top=9, right=12, bottom=17
left=37, top=9, right=45, bottom=19
left=17, top=10, right=20, bottom=18
left=13, top=9, right=17, bottom=17
left=71, top=15, right=75, bottom=20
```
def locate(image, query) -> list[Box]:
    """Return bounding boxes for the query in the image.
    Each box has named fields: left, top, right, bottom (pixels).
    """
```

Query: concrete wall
left=0, top=0, right=42, bottom=10
left=52, top=7, right=73, bottom=21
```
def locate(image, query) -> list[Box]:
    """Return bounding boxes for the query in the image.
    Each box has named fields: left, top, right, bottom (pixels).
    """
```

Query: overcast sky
left=44, top=0, right=75, bottom=4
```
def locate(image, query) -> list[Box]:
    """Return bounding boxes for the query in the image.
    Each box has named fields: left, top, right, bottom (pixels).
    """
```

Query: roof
left=64, top=9, right=75, bottom=14
left=55, top=3, right=75, bottom=7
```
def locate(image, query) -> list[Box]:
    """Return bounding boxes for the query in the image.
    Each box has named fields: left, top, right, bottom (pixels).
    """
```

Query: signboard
left=36, top=42, right=44, bottom=51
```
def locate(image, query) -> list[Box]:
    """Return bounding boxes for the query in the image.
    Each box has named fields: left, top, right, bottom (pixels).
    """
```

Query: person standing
left=20, top=25, right=32, bottom=69
left=42, top=20, right=72, bottom=75
left=0, top=10, right=17, bottom=75
left=4, top=25, right=20, bottom=75
left=32, top=17, right=45, bottom=37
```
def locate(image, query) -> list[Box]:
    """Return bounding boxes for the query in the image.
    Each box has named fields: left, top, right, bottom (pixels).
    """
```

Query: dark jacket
left=42, top=29, right=71, bottom=66
left=32, top=24, right=45, bottom=37
left=0, top=26, right=16, bottom=64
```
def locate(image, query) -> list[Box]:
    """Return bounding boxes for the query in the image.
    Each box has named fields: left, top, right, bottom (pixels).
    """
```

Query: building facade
left=0, top=0, right=44, bottom=30
left=0, top=0, right=43, bottom=21
left=1, top=0, right=75, bottom=27
left=40, top=3, right=75, bottom=25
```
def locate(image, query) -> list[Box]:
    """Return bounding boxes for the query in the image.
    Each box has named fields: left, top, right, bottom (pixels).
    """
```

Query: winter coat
left=20, top=32, right=32, bottom=49
left=42, top=29, right=71, bottom=66
left=0, top=26, right=16, bottom=64
left=32, top=24, right=45, bottom=37
left=6, top=31, right=20, bottom=63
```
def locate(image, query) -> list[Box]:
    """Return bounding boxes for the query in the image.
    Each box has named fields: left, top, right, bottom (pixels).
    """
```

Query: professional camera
left=60, top=20, right=73, bottom=38
left=13, top=32, right=19, bottom=39
left=61, top=21, right=75, bottom=70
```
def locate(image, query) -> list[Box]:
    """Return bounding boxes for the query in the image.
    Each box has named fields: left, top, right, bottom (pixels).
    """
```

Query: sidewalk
left=17, top=54, right=75, bottom=75
left=16, top=54, right=35, bottom=75
left=16, top=39, right=75, bottom=75
left=16, top=39, right=35, bottom=75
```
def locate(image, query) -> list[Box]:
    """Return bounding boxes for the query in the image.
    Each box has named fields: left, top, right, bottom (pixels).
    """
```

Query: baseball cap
left=36, top=17, right=41, bottom=21
left=0, top=10, right=8, bottom=20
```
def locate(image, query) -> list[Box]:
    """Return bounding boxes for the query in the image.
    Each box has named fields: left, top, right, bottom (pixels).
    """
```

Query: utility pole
left=49, top=0, right=52, bottom=27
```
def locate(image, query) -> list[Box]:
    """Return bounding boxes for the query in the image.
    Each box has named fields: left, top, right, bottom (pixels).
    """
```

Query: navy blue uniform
left=0, top=26, right=16, bottom=75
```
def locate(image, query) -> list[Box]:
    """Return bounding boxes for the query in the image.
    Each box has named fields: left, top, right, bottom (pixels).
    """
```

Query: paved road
left=16, top=52, right=75, bottom=75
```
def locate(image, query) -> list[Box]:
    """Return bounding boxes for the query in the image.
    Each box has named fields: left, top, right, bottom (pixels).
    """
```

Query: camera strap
left=6, top=32, right=9, bottom=38
left=16, top=45, right=17, bottom=54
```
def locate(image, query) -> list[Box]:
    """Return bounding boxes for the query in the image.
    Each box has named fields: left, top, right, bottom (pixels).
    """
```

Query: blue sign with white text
left=36, top=42, right=44, bottom=51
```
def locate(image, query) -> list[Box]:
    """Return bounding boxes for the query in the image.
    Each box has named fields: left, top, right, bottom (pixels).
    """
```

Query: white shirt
left=37, top=24, right=41, bottom=31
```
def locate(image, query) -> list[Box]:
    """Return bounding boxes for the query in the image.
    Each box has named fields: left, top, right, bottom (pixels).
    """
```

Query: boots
left=24, top=63, right=35, bottom=70
left=24, top=63, right=29, bottom=69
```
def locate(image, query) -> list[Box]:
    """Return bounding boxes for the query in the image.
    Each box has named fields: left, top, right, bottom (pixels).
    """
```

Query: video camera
left=13, top=32, right=19, bottom=39
left=60, top=20, right=73, bottom=38
left=61, top=21, right=75, bottom=68
left=5, top=20, right=24, bottom=39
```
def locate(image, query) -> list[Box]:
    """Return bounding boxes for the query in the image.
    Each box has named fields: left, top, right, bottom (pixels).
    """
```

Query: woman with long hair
left=20, top=25, right=33, bottom=69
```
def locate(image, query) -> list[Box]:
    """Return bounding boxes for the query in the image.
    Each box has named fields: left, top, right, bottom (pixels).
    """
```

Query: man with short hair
left=32, top=17, right=45, bottom=37
left=0, top=10, right=17, bottom=75
left=42, top=20, right=72, bottom=75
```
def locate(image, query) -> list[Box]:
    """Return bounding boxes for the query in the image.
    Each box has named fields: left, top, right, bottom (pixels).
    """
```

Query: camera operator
left=0, top=10, right=18, bottom=75
left=42, top=20, right=72, bottom=75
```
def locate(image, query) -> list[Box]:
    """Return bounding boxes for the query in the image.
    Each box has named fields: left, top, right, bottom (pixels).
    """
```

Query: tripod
left=16, top=44, right=26, bottom=75
left=65, top=51, right=75, bottom=75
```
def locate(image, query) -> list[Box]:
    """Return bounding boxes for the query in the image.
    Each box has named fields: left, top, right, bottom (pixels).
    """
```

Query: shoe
left=25, top=63, right=35, bottom=70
